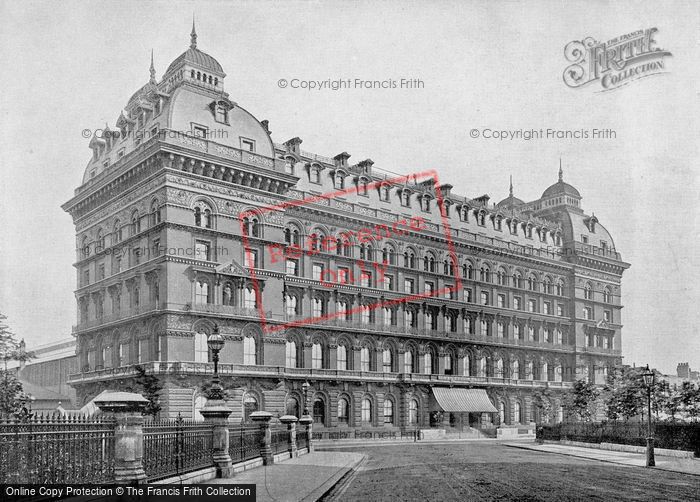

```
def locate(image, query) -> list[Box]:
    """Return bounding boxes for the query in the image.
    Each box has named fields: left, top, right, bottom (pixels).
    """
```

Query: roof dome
left=497, top=176, right=525, bottom=207
left=165, top=21, right=225, bottom=76
left=542, top=167, right=581, bottom=199
left=166, top=47, right=224, bottom=75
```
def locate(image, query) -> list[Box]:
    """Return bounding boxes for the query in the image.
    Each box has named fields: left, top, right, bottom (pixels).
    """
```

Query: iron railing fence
left=537, top=421, right=700, bottom=456
left=143, top=415, right=215, bottom=482
left=270, top=428, right=290, bottom=455
left=228, top=426, right=264, bottom=464
left=296, top=430, right=309, bottom=450
left=0, top=414, right=115, bottom=484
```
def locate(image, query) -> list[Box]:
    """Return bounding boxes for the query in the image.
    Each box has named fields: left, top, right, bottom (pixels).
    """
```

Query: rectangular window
left=245, top=249, right=258, bottom=269
left=480, top=291, right=489, bottom=306
left=98, top=264, right=105, bottom=281
left=424, top=281, right=434, bottom=295
left=604, top=310, right=611, bottom=322
left=583, top=307, right=592, bottom=320
left=543, top=302, right=551, bottom=315
left=464, top=288, right=472, bottom=303
left=528, top=299, right=537, bottom=313
left=581, top=235, right=589, bottom=244
left=360, top=271, right=372, bottom=288
left=312, top=263, right=324, bottom=281
left=497, top=322, right=505, bottom=338
left=404, top=278, right=415, bottom=294
left=138, top=339, right=148, bottom=363
left=193, top=125, right=208, bottom=138
left=338, top=267, right=351, bottom=284
left=383, top=274, right=394, bottom=291
left=445, top=285, right=454, bottom=299
left=195, top=240, right=210, bottom=261
left=286, top=259, right=299, bottom=276
left=240, top=138, right=255, bottom=152
left=557, top=304, right=564, bottom=316
left=514, top=297, right=522, bottom=310
left=360, top=305, right=371, bottom=324
left=497, top=294, right=505, bottom=308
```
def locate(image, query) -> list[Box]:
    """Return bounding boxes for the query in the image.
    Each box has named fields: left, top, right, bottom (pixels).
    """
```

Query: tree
left=531, top=388, right=554, bottom=423
left=678, top=382, right=700, bottom=421
left=134, top=365, right=163, bottom=418
left=602, top=365, right=646, bottom=421
left=0, top=314, right=34, bottom=419
left=563, top=379, right=599, bottom=422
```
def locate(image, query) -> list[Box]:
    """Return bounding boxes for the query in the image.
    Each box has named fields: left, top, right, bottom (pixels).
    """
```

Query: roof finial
left=190, top=15, right=197, bottom=49
left=149, top=49, right=156, bottom=83
left=509, top=175, right=513, bottom=197
left=558, top=158, right=563, bottom=182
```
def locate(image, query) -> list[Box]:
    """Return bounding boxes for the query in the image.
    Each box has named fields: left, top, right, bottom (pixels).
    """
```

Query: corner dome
left=497, top=195, right=525, bottom=207
left=541, top=167, right=581, bottom=199
left=165, top=21, right=225, bottom=77
left=166, top=47, right=224, bottom=76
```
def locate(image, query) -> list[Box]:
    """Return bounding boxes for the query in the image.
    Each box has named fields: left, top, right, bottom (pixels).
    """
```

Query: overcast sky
left=0, top=0, right=698, bottom=375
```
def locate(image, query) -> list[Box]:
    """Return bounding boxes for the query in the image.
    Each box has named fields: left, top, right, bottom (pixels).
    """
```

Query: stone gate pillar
left=95, top=391, right=149, bottom=484
left=279, top=415, right=298, bottom=458
left=251, top=411, right=273, bottom=465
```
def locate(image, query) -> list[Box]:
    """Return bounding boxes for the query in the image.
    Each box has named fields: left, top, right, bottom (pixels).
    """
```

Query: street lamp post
left=301, top=381, right=310, bottom=417
left=641, top=364, right=655, bottom=467
left=206, top=324, right=226, bottom=401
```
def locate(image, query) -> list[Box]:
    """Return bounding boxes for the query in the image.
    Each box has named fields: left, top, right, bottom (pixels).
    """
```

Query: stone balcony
left=67, top=360, right=573, bottom=390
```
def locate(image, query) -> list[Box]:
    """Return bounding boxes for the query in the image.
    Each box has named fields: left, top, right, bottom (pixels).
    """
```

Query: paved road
left=320, top=442, right=700, bottom=501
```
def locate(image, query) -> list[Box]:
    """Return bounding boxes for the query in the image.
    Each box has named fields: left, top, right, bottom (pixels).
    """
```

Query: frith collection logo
left=563, top=28, right=672, bottom=91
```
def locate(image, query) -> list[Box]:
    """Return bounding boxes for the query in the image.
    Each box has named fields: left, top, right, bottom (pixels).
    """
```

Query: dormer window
left=421, top=196, right=431, bottom=212
left=357, top=178, right=368, bottom=196
left=284, top=159, right=294, bottom=175
left=380, top=185, right=390, bottom=201
left=459, top=206, right=469, bottom=222
left=581, top=235, right=589, bottom=244
left=335, top=172, right=345, bottom=190
left=310, top=167, right=321, bottom=184
left=401, top=190, right=411, bottom=207
left=510, top=220, right=518, bottom=234
left=494, top=216, right=502, bottom=231
left=526, top=225, right=533, bottom=239
left=477, top=211, right=486, bottom=226
left=215, top=105, right=228, bottom=124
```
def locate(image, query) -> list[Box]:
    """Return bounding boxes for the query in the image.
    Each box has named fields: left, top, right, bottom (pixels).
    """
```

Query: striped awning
left=432, top=388, right=498, bottom=413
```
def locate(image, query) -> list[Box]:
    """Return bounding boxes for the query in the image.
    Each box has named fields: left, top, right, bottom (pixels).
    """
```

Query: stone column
left=94, top=392, right=149, bottom=484
left=299, top=415, right=314, bottom=453
left=199, top=404, right=234, bottom=478
left=251, top=411, right=273, bottom=465
left=279, top=415, right=298, bottom=458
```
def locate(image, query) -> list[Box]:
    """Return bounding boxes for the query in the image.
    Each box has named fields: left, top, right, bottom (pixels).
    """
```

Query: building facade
left=63, top=27, right=629, bottom=429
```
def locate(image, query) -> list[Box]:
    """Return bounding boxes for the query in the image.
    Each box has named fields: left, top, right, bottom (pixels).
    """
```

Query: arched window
left=194, top=332, right=209, bottom=363
left=383, top=399, right=394, bottom=424
left=444, top=352, right=454, bottom=375
left=494, top=357, right=504, bottom=377
left=285, top=340, right=297, bottom=368
left=382, top=348, right=393, bottom=373
left=603, top=287, right=612, bottom=303
left=243, top=395, right=258, bottom=422
left=409, top=399, right=418, bottom=425
left=556, top=279, right=565, bottom=296
left=194, top=202, right=212, bottom=228
left=195, top=280, right=210, bottom=304
left=285, top=295, right=299, bottom=316
left=382, top=245, right=395, bottom=265
left=243, top=336, right=257, bottom=365
left=335, top=173, right=345, bottom=189
left=113, top=220, right=123, bottom=244
left=512, top=272, right=523, bottom=289
left=514, top=401, right=523, bottom=423
left=336, top=344, right=348, bottom=370
left=584, top=282, right=593, bottom=300
left=404, top=349, right=414, bottom=373
left=313, top=399, right=326, bottom=426
left=286, top=397, right=300, bottom=418
left=360, top=346, right=371, bottom=372
left=131, top=211, right=141, bottom=236
left=361, top=398, right=372, bottom=424
left=528, top=275, right=537, bottom=291
left=243, top=215, right=261, bottom=238
left=424, top=352, right=433, bottom=374
left=150, top=200, right=162, bottom=227
left=243, top=287, right=257, bottom=309
left=543, top=277, right=553, bottom=294
left=497, top=268, right=507, bottom=286
left=312, top=342, right=323, bottom=369
left=477, top=356, right=486, bottom=377
left=480, top=266, right=490, bottom=282
left=95, top=229, right=104, bottom=252
left=284, top=226, right=301, bottom=246
left=338, top=398, right=350, bottom=424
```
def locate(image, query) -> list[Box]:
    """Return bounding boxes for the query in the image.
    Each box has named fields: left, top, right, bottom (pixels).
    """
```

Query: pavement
left=208, top=451, right=365, bottom=502
left=505, top=442, right=700, bottom=476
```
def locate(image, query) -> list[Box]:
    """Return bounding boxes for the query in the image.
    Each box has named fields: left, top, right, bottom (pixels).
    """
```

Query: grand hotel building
left=63, top=28, right=629, bottom=430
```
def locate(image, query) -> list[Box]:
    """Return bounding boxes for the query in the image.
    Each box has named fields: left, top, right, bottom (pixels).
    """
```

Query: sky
left=0, top=0, right=698, bottom=374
